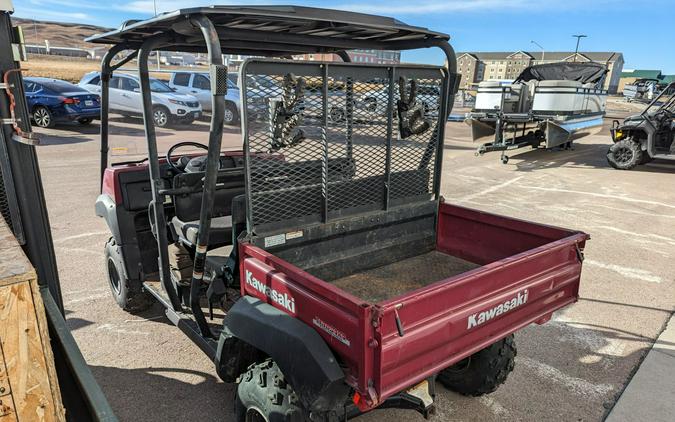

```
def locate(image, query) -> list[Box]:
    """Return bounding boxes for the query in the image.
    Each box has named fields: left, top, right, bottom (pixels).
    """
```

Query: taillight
left=60, top=96, right=80, bottom=105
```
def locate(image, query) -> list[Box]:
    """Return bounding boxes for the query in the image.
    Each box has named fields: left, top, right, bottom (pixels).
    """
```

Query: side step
left=143, top=280, right=219, bottom=360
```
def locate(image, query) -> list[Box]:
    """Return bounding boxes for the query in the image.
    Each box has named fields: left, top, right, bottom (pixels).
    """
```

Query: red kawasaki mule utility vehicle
left=89, top=6, right=589, bottom=420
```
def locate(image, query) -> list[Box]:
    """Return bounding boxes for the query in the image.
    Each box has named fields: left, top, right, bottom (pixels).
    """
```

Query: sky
left=12, top=0, right=675, bottom=73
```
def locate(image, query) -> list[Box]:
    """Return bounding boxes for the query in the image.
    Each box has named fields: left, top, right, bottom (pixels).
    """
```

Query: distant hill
left=14, top=17, right=111, bottom=49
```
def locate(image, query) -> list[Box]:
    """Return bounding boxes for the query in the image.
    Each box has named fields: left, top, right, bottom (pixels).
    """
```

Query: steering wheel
left=166, top=142, right=209, bottom=173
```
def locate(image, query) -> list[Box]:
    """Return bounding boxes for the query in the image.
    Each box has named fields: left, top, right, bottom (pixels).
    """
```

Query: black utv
left=607, top=82, right=675, bottom=170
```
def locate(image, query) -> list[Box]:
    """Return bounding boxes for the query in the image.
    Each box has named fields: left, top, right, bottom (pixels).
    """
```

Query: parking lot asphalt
left=35, top=109, right=675, bottom=421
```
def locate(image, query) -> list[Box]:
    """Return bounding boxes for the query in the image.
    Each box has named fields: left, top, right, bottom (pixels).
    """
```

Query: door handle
left=191, top=90, right=198, bottom=93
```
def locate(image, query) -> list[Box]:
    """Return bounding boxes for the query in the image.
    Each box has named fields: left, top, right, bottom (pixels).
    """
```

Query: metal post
left=137, top=35, right=183, bottom=312
left=418, top=41, right=456, bottom=175
left=99, top=43, right=130, bottom=190
left=429, top=41, right=457, bottom=199
left=384, top=66, right=394, bottom=210
left=188, top=14, right=227, bottom=338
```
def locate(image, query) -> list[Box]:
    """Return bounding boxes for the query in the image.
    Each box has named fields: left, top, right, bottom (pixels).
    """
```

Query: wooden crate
left=0, top=217, right=65, bottom=422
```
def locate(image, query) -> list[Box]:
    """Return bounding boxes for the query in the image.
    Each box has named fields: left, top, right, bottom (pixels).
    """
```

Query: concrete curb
left=606, top=314, right=675, bottom=422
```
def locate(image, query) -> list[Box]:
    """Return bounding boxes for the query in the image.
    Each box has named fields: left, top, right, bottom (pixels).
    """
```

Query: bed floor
left=329, top=250, right=480, bottom=303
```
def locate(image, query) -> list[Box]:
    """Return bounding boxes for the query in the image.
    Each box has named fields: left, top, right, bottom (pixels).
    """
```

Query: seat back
left=172, top=168, right=245, bottom=222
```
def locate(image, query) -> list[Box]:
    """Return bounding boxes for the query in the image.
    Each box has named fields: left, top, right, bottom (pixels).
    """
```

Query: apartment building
left=457, top=51, right=624, bottom=93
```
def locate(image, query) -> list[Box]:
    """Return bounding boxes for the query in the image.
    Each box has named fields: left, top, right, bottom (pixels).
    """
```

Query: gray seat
left=171, top=215, right=233, bottom=246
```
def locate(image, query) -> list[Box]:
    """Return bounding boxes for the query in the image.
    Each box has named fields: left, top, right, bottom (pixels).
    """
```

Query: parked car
left=168, top=71, right=240, bottom=125
left=79, top=72, right=201, bottom=127
left=23, top=77, right=100, bottom=128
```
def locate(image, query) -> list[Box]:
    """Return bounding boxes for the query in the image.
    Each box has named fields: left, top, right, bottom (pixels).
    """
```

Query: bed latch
left=394, top=304, right=405, bottom=337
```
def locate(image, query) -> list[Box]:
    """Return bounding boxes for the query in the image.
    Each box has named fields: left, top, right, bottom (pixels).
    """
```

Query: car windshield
left=150, top=78, right=173, bottom=93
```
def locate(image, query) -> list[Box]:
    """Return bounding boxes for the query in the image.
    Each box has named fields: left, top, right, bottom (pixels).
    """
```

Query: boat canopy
left=514, top=62, right=608, bottom=86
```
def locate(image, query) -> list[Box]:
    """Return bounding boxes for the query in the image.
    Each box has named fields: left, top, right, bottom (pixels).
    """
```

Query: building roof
left=659, top=75, right=675, bottom=85
left=86, top=5, right=450, bottom=56
left=621, top=69, right=662, bottom=79
left=457, top=51, right=622, bottom=63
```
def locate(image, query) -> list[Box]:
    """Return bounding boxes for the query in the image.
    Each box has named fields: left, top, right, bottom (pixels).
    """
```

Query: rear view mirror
left=133, top=88, right=140, bottom=93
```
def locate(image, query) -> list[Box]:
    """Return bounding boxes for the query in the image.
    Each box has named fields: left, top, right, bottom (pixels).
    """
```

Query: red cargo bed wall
left=436, top=203, right=578, bottom=265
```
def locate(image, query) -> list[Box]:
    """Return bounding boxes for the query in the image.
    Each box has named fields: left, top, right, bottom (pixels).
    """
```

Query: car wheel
left=329, top=106, right=346, bottom=123
left=607, top=138, right=642, bottom=170
left=33, top=106, right=55, bottom=128
left=104, top=237, right=152, bottom=312
left=438, top=334, right=516, bottom=396
left=78, top=117, right=93, bottom=125
left=224, top=102, right=239, bottom=125
left=152, top=106, right=170, bottom=128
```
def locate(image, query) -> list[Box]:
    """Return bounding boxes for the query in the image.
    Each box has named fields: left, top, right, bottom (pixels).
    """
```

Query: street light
left=531, top=40, right=544, bottom=62
left=572, top=34, right=587, bottom=62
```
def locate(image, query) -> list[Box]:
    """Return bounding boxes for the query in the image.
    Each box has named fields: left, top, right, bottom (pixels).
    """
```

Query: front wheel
left=78, top=117, right=93, bottom=125
left=438, top=334, right=516, bottom=396
left=235, top=359, right=307, bottom=422
left=607, top=139, right=642, bottom=170
left=152, top=106, right=171, bottom=128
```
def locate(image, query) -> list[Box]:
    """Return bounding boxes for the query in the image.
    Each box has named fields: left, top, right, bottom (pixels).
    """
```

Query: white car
left=79, top=72, right=202, bottom=127
left=168, top=71, right=241, bottom=125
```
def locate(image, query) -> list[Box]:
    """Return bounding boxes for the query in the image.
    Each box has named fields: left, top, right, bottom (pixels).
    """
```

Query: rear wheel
left=438, top=334, right=516, bottom=396
left=33, top=106, right=55, bottom=128
left=607, top=139, right=642, bottom=170
left=104, top=237, right=152, bottom=312
left=235, top=359, right=307, bottom=422
left=224, top=102, right=239, bottom=125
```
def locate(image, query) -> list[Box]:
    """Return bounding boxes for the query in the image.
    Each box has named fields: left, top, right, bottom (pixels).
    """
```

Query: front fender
left=217, top=296, right=348, bottom=413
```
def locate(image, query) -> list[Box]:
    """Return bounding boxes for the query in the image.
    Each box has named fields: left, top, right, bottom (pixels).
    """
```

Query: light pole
left=572, top=34, right=587, bottom=62
left=154, top=0, right=160, bottom=70
left=531, top=40, right=544, bottom=62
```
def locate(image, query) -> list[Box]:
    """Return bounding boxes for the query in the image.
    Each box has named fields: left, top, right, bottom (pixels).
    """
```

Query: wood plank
left=0, top=217, right=65, bottom=422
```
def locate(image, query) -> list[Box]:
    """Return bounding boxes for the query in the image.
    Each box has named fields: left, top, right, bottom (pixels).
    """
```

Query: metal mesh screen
left=242, top=60, right=446, bottom=233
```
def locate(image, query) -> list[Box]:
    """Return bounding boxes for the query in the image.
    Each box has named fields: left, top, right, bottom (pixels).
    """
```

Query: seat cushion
left=171, top=215, right=233, bottom=246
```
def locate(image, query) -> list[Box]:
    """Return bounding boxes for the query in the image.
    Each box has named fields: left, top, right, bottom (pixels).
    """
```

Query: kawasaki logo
left=245, top=270, right=296, bottom=314
left=467, top=290, right=528, bottom=330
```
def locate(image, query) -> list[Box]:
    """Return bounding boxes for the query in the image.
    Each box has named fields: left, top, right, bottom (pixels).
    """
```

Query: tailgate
left=373, top=203, right=588, bottom=401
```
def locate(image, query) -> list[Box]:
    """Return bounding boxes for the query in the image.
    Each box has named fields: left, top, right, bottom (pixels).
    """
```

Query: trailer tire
left=235, top=359, right=308, bottom=422
left=104, top=237, right=152, bottom=312
left=438, top=334, right=516, bottom=396
left=607, top=139, right=642, bottom=170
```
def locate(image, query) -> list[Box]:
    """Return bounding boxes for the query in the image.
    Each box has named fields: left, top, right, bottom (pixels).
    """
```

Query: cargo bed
left=240, top=202, right=589, bottom=408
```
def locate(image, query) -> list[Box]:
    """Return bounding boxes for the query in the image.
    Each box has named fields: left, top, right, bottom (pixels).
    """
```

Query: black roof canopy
left=514, top=62, right=608, bottom=85
left=85, top=5, right=450, bottom=56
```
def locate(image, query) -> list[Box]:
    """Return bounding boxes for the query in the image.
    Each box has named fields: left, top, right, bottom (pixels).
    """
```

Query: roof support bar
left=137, top=34, right=183, bottom=312
left=187, top=14, right=227, bottom=339
left=428, top=41, right=457, bottom=201
left=99, top=43, right=133, bottom=190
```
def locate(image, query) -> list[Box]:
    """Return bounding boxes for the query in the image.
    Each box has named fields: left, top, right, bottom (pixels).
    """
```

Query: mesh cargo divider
left=241, top=60, right=447, bottom=236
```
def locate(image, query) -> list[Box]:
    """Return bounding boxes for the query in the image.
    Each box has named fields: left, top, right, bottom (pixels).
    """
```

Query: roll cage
left=87, top=4, right=458, bottom=349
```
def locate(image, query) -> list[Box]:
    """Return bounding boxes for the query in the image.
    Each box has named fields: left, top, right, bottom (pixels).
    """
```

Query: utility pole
left=572, top=34, right=587, bottom=62
left=531, top=40, right=544, bottom=62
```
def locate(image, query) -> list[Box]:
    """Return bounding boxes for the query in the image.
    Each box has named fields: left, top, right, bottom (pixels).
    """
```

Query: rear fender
left=217, top=296, right=348, bottom=412
left=95, top=194, right=122, bottom=242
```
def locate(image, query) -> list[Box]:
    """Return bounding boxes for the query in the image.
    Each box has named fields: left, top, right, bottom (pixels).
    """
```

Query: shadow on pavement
left=90, top=365, right=232, bottom=422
